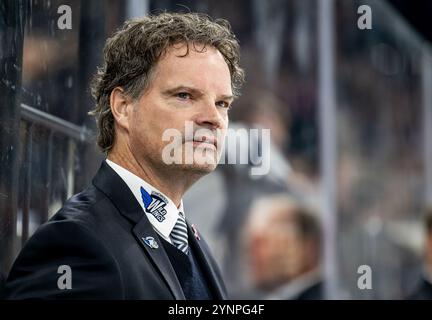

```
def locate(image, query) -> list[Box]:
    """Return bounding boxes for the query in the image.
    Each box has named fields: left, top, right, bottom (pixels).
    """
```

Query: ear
left=110, top=87, right=132, bottom=131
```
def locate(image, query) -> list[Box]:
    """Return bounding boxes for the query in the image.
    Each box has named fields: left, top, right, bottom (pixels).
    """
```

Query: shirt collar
left=105, top=159, right=184, bottom=242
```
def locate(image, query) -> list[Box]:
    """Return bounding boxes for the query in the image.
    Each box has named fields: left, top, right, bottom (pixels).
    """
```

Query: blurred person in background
left=243, top=194, right=323, bottom=300
left=211, top=87, right=319, bottom=297
left=408, top=210, right=432, bottom=299
left=215, top=88, right=291, bottom=297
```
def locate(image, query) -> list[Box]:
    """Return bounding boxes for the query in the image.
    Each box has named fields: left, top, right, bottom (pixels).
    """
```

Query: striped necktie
left=170, top=213, right=188, bottom=254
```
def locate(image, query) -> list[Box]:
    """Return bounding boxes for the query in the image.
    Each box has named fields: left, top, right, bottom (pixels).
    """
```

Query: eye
left=216, top=101, right=231, bottom=109
left=176, top=92, right=192, bottom=100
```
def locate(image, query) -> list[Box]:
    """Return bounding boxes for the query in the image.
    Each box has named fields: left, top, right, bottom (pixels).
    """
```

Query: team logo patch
left=142, top=236, right=159, bottom=249
left=140, top=187, right=168, bottom=222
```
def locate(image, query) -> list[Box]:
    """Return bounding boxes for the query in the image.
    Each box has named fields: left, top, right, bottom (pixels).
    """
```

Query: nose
left=193, top=99, right=226, bottom=130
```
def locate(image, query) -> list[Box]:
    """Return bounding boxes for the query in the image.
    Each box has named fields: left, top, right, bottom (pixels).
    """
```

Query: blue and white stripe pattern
left=170, top=213, right=189, bottom=254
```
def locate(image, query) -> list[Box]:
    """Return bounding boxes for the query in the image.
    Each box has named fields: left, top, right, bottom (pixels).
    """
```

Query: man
left=244, top=195, right=323, bottom=300
left=5, top=12, right=244, bottom=299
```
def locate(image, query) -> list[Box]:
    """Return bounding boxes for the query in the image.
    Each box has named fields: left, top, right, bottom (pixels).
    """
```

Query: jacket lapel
left=187, top=223, right=227, bottom=299
left=92, top=161, right=185, bottom=300
left=132, top=217, right=185, bottom=300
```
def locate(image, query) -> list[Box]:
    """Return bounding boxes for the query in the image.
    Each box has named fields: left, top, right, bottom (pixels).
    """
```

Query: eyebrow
left=219, top=94, right=234, bottom=102
left=163, top=85, right=234, bottom=101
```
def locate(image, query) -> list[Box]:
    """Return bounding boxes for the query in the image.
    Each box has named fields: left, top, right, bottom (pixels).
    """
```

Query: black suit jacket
left=407, top=277, right=432, bottom=300
left=295, top=281, right=324, bottom=300
left=5, top=162, right=227, bottom=299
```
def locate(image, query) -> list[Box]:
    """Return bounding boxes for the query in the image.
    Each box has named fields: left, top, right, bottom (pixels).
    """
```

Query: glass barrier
left=333, top=0, right=431, bottom=299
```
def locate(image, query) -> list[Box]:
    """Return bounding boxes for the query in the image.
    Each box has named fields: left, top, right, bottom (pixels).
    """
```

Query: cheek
left=221, top=113, right=229, bottom=127
left=129, top=110, right=160, bottom=150
left=217, top=125, right=228, bottom=146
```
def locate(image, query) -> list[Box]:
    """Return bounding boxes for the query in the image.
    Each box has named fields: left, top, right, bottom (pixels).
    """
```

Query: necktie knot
left=170, top=213, right=188, bottom=254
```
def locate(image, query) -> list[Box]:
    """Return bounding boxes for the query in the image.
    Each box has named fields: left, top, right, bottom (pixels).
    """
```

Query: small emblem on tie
left=142, top=236, right=159, bottom=249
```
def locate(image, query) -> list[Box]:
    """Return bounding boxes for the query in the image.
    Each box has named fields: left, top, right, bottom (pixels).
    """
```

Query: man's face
left=247, top=211, right=308, bottom=289
left=128, top=43, right=233, bottom=175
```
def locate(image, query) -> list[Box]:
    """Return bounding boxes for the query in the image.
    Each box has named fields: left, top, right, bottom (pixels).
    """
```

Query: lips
left=188, top=136, right=217, bottom=148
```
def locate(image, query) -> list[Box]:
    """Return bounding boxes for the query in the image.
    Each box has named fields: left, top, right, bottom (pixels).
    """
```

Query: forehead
left=150, top=43, right=232, bottom=92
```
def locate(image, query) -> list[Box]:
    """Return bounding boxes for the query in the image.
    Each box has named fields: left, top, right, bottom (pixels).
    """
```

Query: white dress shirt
left=105, top=159, right=185, bottom=244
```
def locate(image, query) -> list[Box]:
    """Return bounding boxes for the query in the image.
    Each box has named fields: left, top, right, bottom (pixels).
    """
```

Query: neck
left=108, top=144, right=197, bottom=207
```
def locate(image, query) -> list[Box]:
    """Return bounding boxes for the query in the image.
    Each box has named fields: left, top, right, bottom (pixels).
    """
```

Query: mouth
left=187, top=136, right=217, bottom=149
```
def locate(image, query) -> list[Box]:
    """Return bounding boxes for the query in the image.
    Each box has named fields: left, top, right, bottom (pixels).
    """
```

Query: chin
left=181, top=161, right=218, bottom=175
left=181, top=151, right=220, bottom=173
